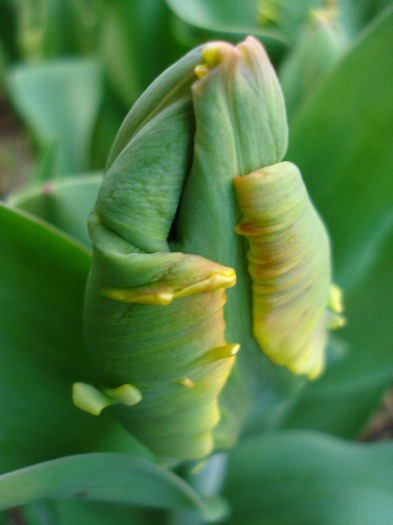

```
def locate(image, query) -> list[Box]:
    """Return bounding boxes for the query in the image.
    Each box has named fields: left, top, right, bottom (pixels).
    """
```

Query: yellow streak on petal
left=201, top=42, right=232, bottom=66
left=328, top=283, right=344, bottom=314
left=103, top=384, right=142, bottom=406
left=176, top=377, right=195, bottom=388
left=194, top=41, right=235, bottom=79
left=102, top=268, right=236, bottom=305
left=155, top=292, right=175, bottom=305
left=174, top=268, right=236, bottom=299
left=102, top=288, right=174, bottom=305
left=194, top=64, right=209, bottom=78
left=72, top=382, right=114, bottom=416
left=196, top=343, right=240, bottom=365
left=326, top=311, right=346, bottom=330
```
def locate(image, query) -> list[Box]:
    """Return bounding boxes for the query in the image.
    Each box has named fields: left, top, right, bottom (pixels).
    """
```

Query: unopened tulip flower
left=73, top=36, right=343, bottom=460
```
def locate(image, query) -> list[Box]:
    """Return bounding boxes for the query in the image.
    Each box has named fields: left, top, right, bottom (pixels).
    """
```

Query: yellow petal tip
left=328, top=283, right=344, bottom=314
left=72, top=382, right=114, bottom=416
left=176, top=377, right=195, bottom=388
left=104, top=384, right=142, bottom=406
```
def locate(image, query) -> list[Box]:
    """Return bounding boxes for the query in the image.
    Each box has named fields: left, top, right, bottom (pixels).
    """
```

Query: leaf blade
left=0, top=453, right=218, bottom=521
left=224, top=431, right=393, bottom=525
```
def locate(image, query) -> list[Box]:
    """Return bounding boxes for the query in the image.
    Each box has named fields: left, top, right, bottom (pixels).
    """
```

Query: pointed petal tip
left=72, top=382, right=114, bottom=416
left=104, top=384, right=142, bottom=406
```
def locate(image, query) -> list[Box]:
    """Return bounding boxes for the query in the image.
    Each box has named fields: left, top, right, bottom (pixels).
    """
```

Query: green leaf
left=5, top=59, right=103, bottom=175
left=287, top=6, right=393, bottom=289
left=0, top=453, right=222, bottom=522
left=223, top=431, right=393, bottom=525
left=14, top=0, right=68, bottom=60
left=279, top=6, right=393, bottom=437
left=0, top=204, right=152, bottom=473
left=166, top=0, right=287, bottom=62
left=8, top=174, right=102, bottom=247
left=47, top=499, right=159, bottom=525
left=279, top=8, right=349, bottom=120
left=98, top=0, right=177, bottom=107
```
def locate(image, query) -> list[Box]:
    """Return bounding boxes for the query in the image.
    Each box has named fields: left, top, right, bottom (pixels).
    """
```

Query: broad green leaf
left=0, top=204, right=152, bottom=473
left=256, top=0, right=326, bottom=41
left=278, top=6, right=393, bottom=436
left=279, top=8, right=348, bottom=120
left=342, top=0, right=393, bottom=33
left=167, top=0, right=271, bottom=32
left=46, top=499, right=159, bottom=525
left=8, top=174, right=102, bottom=247
left=166, top=0, right=287, bottom=62
left=6, top=58, right=103, bottom=176
left=287, top=6, right=393, bottom=289
left=223, top=431, right=393, bottom=525
left=98, top=0, right=176, bottom=107
left=0, top=453, right=225, bottom=522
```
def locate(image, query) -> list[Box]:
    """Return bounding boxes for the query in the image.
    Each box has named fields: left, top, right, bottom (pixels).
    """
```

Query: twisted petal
left=234, top=161, right=341, bottom=379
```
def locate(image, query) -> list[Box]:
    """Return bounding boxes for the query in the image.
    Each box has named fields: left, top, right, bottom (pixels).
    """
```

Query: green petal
left=234, top=162, right=333, bottom=379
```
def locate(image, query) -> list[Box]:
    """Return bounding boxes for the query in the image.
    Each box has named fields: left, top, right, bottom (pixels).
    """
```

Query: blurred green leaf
left=166, top=0, right=287, bottom=62
left=256, top=0, right=325, bottom=39
left=276, top=6, right=393, bottom=437
left=90, top=92, right=125, bottom=170
left=224, top=431, right=393, bottom=525
left=15, top=0, right=67, bottom=60
left=0, top=204, right=152, bottom=473
left=0, top=1, right=18, bottom=65
left=167, top=0, right=270, bottom=33
left=0, top=453, right=223, bottom=522
left=342, top=0, right=393, bottom=32
left=47, top=499, right=159, bottom=525
left=279, top=8, right=348, bottom=120
left=12, top=0, right=98, bottom=60
left=8, top=173, right=102, bottom=247
left=5, top=58, right=103, bottom=176
left=98, top=0, right=176, bottom=107
left=287, top=6, right=393, bottom=289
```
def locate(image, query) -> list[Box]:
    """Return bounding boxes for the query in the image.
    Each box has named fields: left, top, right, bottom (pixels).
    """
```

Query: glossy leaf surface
left=224, top=431, right=393, bottom=525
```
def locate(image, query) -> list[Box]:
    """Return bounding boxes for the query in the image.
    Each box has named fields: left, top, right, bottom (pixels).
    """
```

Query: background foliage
left=1, top=1, right=393, bottom=523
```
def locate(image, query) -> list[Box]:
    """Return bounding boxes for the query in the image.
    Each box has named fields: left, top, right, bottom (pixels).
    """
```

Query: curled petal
left=234, top=161, right=341, bottom=380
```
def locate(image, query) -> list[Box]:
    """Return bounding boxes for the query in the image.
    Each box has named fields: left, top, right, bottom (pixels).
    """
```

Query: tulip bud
left=74, top=36, right=343, bottom=459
